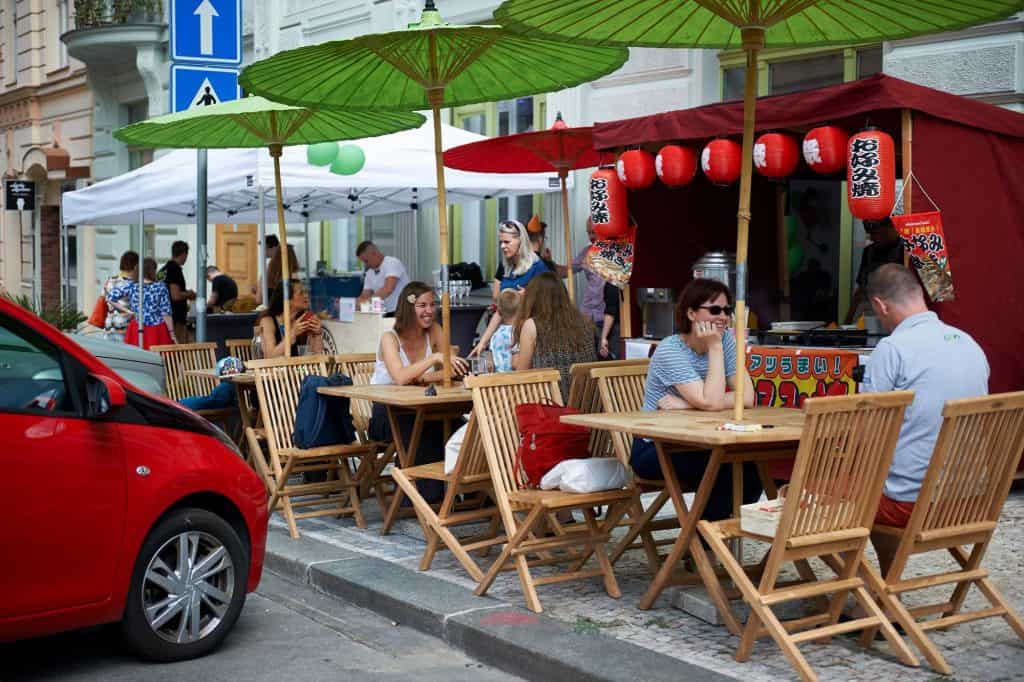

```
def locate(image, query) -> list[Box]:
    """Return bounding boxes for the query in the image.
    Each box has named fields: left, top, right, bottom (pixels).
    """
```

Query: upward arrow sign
left=194, top=0, right=219, bottom=56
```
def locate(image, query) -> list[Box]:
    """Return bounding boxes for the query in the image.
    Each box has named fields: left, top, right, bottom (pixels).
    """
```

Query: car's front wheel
left=121, top=508, right=248, bottom=661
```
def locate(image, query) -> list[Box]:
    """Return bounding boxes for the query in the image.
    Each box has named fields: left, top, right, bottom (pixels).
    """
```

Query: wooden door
left=216, top=224, right=258, bottom=296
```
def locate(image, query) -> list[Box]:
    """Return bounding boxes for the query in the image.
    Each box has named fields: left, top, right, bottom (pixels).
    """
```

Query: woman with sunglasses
left=631, top=278, right=759, bottom=522
left=471, top=219, right=552, bottom=357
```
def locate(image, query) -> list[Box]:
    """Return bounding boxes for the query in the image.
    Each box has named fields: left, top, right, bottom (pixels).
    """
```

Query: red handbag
left=514, top=402, right=591, bottom=487
left=87, top=295, right=108, bottom=328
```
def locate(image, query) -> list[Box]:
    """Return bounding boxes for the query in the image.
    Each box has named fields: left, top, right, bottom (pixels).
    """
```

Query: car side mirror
left=88, top=373, right=127, bottom=418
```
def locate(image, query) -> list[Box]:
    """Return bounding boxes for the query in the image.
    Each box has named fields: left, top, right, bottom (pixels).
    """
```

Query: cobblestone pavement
left=273, top=485, right=1024, bottom=682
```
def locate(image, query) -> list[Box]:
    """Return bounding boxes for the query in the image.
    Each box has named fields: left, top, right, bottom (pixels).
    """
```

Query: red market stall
left=593, top=74, right=1024, bottom=395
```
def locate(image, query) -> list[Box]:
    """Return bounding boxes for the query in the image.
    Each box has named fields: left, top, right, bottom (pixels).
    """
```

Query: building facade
left=0, top=0, right=90, bottom=311
left=0, top=2, right=1010, bottom=317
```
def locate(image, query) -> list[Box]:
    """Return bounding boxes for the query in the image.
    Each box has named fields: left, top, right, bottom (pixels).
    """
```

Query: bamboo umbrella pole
left=269, top=142, right=292, bottom=357
left=559, top=168, right=575, bottom=303
left=429, top=90, right=453, bottom=387
left=733, top=27, right=764, bottom=422
left=901, top=108, right=913, bottom=267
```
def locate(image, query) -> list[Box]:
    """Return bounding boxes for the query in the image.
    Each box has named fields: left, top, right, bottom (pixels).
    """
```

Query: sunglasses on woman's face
left=698, top=304, right=734, bottom=316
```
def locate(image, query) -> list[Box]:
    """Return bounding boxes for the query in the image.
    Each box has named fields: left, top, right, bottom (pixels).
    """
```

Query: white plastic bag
left=539, top=458, right=628, bottom=493
left=444, top=419, right=471, bottom=474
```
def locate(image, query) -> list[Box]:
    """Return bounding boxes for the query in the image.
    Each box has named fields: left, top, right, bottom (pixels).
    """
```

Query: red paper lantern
left=655, top=145, right=697, bottom=186
left=616, top=149, right=656, bottom=190
left=701, top=139, right=741, bottom=185
left=847, top=128, right=896, bottom=221
left=589, top=167, right=629, bottom=239
left=753, top=133, right=799, bottom=178
left=802, top=126, right=848, bottom=175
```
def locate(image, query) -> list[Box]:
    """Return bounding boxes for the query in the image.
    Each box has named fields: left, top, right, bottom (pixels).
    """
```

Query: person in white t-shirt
left=356, top=240, right=410, bottom=313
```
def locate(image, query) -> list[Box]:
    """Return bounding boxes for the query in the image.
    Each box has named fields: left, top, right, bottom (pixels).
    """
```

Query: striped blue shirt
left=642, top=332, right=737, bottom=411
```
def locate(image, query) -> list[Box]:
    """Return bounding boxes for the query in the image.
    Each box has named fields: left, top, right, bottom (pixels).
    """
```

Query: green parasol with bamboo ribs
left=115, top=96, right=424, bottom=355
left=239, top=0, right=629, bottom=385
left=494, top=0, right=1024, bottom=420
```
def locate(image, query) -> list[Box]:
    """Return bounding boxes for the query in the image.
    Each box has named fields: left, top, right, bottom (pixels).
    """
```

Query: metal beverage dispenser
left=638, top=288, right=675, bottom=339
left=692, top=251, right=738, bottom=292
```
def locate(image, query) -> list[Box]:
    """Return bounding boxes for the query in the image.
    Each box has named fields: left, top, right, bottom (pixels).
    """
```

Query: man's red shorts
left=874, top=494, right=915, bottom=527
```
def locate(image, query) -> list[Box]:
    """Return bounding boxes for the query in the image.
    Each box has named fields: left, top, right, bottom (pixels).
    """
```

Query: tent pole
left=195, top=148, right=208, bottom=343
left=733, top=28, right=763, bottom=422
left=258, top=184, right=268, bottom=306
left=901, top=109, right=913, bottom=267
left=269, top=143, right=292, bottom=357
left=304, top=214, right=311, bottom=287
left=429, top=93, right=452, bottom=387
left=560, top=168, right=575, bottom=304
left=138, top=210, right=145, bottom=348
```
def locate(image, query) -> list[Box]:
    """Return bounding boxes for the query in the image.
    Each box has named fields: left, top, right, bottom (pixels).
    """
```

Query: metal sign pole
left=138, top=210, right=145, bottom=348
left=195, top=148, right=208, bottom=342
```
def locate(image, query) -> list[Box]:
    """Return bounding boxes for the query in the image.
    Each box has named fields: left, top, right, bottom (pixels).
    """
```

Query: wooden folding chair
left=589, top=364, right=678, bottom=570
left=467, top=369, right=635, bottom=613
left=225, top=337, right=254, bottom=362
left=566, top=359, right=649, bottom=412
left=334, top=353, right=397, bottom=512
left=152, top=342, right=237, bottom=435
left=247, top=355, right=372, bottom=539
left=860, top=391, right=1024, bottom=675
left=698, top=392, right=920, bottom=682
left=390, top=415, right=503, bottom=581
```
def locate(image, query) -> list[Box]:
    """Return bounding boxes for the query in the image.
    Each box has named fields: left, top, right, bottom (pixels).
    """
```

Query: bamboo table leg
left=381, top=406, right=426, bottom=535
left=639, top=444, right=727, bottom=611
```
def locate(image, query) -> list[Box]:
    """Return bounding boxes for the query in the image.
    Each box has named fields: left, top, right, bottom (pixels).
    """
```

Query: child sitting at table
left=489, top=288, right=520, bottom=372
left=444, top=290, right=520, bottom=474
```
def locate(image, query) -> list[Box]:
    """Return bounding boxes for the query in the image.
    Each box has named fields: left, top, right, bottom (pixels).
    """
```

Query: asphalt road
left=0, top=572, right=521, bottom=682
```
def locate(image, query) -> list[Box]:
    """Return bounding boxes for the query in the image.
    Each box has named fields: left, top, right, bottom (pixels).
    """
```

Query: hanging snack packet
left=588, top=225, right=637, bottom=289
left=890, top=210, right=954, bottom=302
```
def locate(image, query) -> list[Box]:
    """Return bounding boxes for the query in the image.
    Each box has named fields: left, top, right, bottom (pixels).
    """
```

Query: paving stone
left=267, top=486, right=1024, bottom=682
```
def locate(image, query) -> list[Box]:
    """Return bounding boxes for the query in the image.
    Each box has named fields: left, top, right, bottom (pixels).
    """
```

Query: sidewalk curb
left=263, top=527, right=735, bottom=682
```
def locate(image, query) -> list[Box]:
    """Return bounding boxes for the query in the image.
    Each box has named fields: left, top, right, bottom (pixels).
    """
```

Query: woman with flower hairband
left=471, top=219, right=551, bottom=357
left=370, top=281, right=469, bottom=503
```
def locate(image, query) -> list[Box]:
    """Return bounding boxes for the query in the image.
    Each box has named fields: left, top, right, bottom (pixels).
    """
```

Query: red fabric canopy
left=592, top=75, right=1024, bottom=393
left=444, top=126, right=607, bottom=173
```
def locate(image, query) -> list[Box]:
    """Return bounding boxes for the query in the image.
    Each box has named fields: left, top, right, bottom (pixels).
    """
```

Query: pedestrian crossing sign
left=171, top=64, right=240, bottom=113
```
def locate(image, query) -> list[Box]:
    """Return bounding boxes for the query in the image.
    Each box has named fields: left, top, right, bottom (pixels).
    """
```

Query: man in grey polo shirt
left=861, top=264, right=988, bottom=572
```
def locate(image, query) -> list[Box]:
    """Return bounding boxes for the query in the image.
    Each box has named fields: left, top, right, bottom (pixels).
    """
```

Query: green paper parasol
left=494, top=0, right=1024, bottom=421
left=240, top=0, right=629, bottom=384
left=115, top=96, right=424, bottom=355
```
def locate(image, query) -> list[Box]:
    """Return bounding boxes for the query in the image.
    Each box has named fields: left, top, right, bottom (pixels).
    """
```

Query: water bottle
left=252, top=328, right=264, bottom=360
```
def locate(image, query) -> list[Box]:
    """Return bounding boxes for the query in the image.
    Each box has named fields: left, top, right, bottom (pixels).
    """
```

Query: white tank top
left=370, top=330, right=433, bottom=385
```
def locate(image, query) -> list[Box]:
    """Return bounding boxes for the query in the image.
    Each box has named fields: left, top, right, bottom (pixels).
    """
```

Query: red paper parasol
left=443, top=113, right=603, bottom=302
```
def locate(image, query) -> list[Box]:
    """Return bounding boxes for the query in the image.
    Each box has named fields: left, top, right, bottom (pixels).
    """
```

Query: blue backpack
left=292, top=373, right=357, bottom=449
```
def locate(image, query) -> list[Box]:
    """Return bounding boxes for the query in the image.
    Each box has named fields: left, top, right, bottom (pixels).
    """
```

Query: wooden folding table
left=317, top=384, right=472, bottom=533
left=561, top=407, right=804, bottom=633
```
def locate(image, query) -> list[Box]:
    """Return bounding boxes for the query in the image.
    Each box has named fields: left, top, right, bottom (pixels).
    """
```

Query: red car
left=0, top=297, right=267, bottom=661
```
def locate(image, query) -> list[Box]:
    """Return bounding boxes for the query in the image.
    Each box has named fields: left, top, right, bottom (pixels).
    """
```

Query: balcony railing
left=73, top=0, right=163, bottom=29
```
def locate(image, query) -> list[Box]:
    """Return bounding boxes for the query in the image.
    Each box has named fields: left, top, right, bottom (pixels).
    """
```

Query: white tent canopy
left=62, top=119, right=564, bottom=226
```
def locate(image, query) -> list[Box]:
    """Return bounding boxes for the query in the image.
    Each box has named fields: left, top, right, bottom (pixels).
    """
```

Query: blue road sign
left=171, top=64, right=240, bottom=113
left=171, top=0, right=241, bottom=65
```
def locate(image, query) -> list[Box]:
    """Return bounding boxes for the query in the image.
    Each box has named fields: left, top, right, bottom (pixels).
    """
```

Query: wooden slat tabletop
left=561, top=407, right=805, bottom=447
left=318, top=383, right=473, bottom=407
left=183, top=368, right=256, bottom=385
